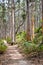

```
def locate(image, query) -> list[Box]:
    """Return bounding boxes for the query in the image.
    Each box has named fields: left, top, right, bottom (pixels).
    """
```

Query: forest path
left=0, top=45, right=43, bottom=65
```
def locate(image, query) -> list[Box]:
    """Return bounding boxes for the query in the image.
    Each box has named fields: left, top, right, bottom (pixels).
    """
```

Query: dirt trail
left=0, top=45, right=43, bottom=65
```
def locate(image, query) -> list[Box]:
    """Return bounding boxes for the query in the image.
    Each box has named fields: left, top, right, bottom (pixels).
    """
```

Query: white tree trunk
left=12, top=9, right=15, bottom=42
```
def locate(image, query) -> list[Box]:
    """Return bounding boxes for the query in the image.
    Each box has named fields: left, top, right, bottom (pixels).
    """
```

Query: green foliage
left=36, top=45, right=43, bottom=52
left=21, top=41, right=37, bottom=54
left=16, top=31, right=26, bottom=43
left=0, top=5, right=2, bottom=17
left=6, top=37, right=12, bottom=44
left=0, top=39, right=7, bottom=53
left=33, top=34, right=42, bottom=44
left=0, top=6, right=2, bottom=12
left=17, top=27, right=43, bottom=54
left=17, top=0, right=20, bottom=3
left=19, top=41, right=43, bottom=54
left=2, top=3, right=6, bottom=23
left=16, top=25, right=43, bottom=55
left=16, top=26, right=43, bottom=55
left=33, top=26, right=42, bottom=44
left=21, top=10, right=26, bottom=20
left=35, top=26, right=42, bottom=33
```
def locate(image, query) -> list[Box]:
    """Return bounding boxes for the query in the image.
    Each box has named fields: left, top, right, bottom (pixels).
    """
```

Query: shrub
left=37, top=45, right=43, bottom=52
left=35, top=26, right=42, bottom=33
left=33, top=26, right=42, bottom=44
left=17, top=27, right=43, bottom=55
left=0, top=39, right=7, bottom=54
left=6, top=37, right=12, bottom=44
left=16, top=31, right=26, bottom=43
left=19, top=41, right=43, bottom=54
left=33, top=35, right=42, bottom=44
left=20, top=41, right=37, bottom=54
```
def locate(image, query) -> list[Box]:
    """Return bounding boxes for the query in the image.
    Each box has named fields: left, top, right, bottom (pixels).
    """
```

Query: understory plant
left=16, top=31, right=26, bottom=43
left=6, top=37, right=12, bottom=44
left=0, top=39, right=7, bottom=54
left=16, top=26, right=43, bottom=55
left=33, top=26, right=42, bottom=44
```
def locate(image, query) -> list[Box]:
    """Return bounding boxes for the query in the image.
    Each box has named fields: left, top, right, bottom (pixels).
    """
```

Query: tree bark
left=26, top=0, right=31, bottom=41
left=11, top=0, right=15, bottom=43
left=42, top=0, right=43, bottom=43
left=31, top=16, right=35, bottom=40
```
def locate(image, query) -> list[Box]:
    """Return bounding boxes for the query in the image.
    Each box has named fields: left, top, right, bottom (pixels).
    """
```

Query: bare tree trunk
left=26, top=0, right=31, bottom=41
left=31, top=3, right=35, bottom=40
left=11, top=0, right=15, bottom=43
left=12, top=9, right=15, bottom=42
left=31, top=16, right=35, bottom=40
left=2, top=0, right=6, bottom=39
left=42, top=0, right=43, bottom=43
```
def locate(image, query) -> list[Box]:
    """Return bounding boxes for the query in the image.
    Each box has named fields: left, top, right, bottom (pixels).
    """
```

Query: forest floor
left=0, top=45, right=43, bottom=65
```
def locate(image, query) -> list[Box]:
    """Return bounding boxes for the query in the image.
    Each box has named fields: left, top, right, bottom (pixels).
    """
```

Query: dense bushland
left=16, top=27, right=43, bottom=55
left=0, top=39, right=7, bottom=54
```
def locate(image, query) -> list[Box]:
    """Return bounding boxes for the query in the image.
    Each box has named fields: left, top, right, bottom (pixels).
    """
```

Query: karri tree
left=26, top=0, right=31, bottom=41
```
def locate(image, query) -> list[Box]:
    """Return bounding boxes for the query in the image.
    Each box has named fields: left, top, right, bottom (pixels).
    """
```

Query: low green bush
left=37, top=45, right=43, bottom=52
left=16, top=31, right=26, bottom=43
left=6, top=37, right=12, bottom=44
left=33, top=26, right=42, bottom=44
left=35, top=26, right=42, bottom=33
left=19, top=41, right=43, bottom=54
left=16, top=27, right=43, bottom=55
left=20, top=41, right=36, bottom=54
left=0, top=39, right=7, bottom=53
left=33, top=35, right=42, bottom=44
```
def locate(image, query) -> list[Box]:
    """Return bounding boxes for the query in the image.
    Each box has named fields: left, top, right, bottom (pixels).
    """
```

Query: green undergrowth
left=6, top=37, right=12, bottom=44
left=16, top=27, right=43, bottom=55
left=18, top=41, right=43, bottom=54
left=33, top=26, right=42, bottom=44
left=16, top=31, right=26, bottom=43
left=0, top=39, right=7, bottom=53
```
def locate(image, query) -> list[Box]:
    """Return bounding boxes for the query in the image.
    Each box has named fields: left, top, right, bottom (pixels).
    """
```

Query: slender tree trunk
left=11, top=0, right=15, bottom=43
left=2, top=0, right=6, bottom=39
left=31, top=3, right=35, bottom=40
left=42, top=0, right=43, bottom=43
left=12, top=9, right=15, bottom=42
left=26, top=0, right=31, bottom=41
left=18, top=0, right=20, bottom=32
left=31, top=16, right=35, bottom=40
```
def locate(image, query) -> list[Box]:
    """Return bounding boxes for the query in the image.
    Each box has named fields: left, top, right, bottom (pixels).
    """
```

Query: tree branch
left=15, top=21, right=25, bottom=34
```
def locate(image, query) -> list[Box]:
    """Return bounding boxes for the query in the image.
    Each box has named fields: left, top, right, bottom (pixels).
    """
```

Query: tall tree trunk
left=2, top=0, right=6, bottom=39
left=26, top=0, right=31, bottom=41
left=31, top=16, right=35, bottom=40
left=31, top=3, right=35, bottom=40
left=18, top=0, right=20, bottom=32
left=42, top=0, right=43, bottom=43
left=11, top=0, right=15, bottom=43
